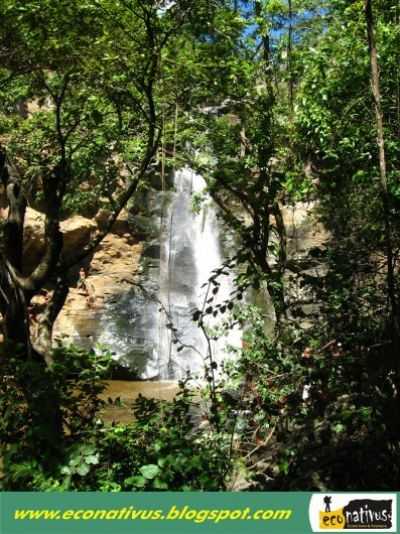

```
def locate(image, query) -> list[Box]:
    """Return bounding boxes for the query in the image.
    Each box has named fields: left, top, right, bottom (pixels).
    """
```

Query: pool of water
left=100, top=380, right=179, bottom=424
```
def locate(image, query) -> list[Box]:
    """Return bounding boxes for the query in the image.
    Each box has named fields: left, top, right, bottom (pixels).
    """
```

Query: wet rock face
left=97, top=168, right=243, bottom=380
left=23, top=207, right=143, bottom=347
left=53, top=232, right=143, bottom=347
left=25, top=190, right=328, bottom=380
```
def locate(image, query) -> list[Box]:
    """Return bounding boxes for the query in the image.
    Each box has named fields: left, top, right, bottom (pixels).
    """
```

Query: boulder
left=95, top=207, right=130, bottom=236
left=280, top=201, right=328, bottom=257
left=23, top=209, right=46, bottom=272
left=61, top=215, right=97, bottom=259
left=23, top=208, right=97, bottom=273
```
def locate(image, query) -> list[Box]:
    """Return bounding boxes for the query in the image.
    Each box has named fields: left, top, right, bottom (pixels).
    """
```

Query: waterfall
left=98, top=167, right=241, bottom=380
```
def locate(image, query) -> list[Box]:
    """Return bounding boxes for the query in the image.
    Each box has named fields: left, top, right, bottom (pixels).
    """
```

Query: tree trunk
left=33, top=274, right=70, bottom=363
left=0, top=151, right=30, bottom=351
left=365, top=0, right=399, bottom=340
left=1, top=148, right=64, bottom=462
left=257, top=2, right=287, bottom=325
left=287, top=0, right=294, bottom=114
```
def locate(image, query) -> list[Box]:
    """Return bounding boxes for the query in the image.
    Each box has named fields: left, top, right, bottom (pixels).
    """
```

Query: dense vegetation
left=0, top=0, right=399, bottom=490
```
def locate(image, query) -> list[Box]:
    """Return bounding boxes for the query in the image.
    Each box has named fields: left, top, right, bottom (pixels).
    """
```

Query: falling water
left=98, top=167, right=241, bottom=380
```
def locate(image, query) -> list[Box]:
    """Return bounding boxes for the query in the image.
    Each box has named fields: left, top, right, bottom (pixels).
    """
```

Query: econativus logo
left=309, top=493, right=397, bottom=532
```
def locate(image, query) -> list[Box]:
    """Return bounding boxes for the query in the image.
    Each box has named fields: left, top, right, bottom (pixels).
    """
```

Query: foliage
left=0, top=344, right=110, bottom=488
left=1, top=0, right=400, bottom=492
left=89, top=390, right=231, bottom=492
left=0, top=345, right=231, bottom=491
left=223, top=305, right=400, bottom=490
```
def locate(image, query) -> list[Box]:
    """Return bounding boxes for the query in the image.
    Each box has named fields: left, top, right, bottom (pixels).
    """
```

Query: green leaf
left=157, top=458, right=166, bottom=468
left=125, top=476, right=146, bottom=488
left=85, top=453, right=100, bottom=465
left=153, top=478, right=169, bottom=490
left=333, top=423, right=345, bottom=434
left=139, top=464, right=160, bottom=480
left=76, top=463, right=90, bottom=476
left=60, top=466, right=71, bottom=475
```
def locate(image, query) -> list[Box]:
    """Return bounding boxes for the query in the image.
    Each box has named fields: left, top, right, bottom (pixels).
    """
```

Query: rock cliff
left=23, top=208, right=142, bottom=346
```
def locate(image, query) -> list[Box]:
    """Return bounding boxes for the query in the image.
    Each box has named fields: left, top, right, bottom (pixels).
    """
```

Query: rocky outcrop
left=23, top=208, right=98, bottom=273
left=23, top=199, right=327, bottom=356
left=281, top=201, right=328, bottom=258
left=23, top=207, right=142, bottom=346
left=281, top=201, right=329, bottom=329
left=53, top=232, right=142, bottom=345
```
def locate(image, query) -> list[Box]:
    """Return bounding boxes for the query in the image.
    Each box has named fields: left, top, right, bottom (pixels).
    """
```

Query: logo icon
left=309, top=494, right=397, bottom=532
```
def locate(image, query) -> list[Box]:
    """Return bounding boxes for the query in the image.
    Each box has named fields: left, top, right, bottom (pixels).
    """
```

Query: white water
left=98, top=168, right=241, bottom=380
